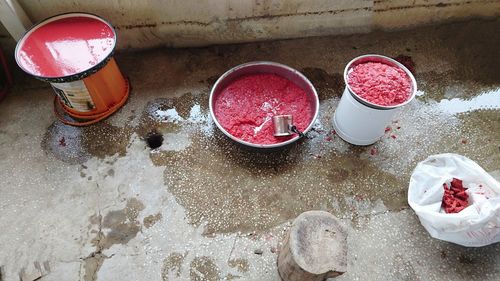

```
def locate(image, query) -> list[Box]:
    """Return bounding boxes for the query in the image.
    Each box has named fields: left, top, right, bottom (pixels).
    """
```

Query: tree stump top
left=289, top=210, right=348, bottom=275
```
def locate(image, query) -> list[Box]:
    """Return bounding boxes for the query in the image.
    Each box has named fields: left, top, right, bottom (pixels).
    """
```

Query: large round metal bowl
left=209, top=61, right=319, bottom=149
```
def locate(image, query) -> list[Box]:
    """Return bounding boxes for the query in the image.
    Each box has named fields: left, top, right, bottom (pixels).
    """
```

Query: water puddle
left=40, top=64, right=499, bottom=236
left=436, top=89, right=500, bottom=114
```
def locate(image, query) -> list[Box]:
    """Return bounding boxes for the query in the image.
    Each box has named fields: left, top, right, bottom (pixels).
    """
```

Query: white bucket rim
left=343, top=54, right=417, bottom=110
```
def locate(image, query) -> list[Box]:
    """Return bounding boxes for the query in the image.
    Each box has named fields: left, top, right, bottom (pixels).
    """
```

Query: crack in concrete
left=81, top=188, right=145, bottom=281
left=337, top=206, right=410, bottom=221
left=81, top=212, right=116, bottom=281
left=82, top=183, right=109, bottom=281
left=81, top=252, right=112, bottom=281
left=226, top=236, right=237, bottom=263
left=115, top=7, right=371, bottom=30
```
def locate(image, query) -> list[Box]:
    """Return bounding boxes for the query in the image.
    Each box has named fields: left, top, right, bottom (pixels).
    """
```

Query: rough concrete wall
left=1, top=0, right=500, bottom=49
left=374, top=0, right=500, bottom=27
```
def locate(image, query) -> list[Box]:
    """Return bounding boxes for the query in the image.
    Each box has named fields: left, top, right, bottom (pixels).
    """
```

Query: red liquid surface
left=347, top=62, right=412, bottom=106
left=214, top=74, right=314, bottom=145
left=16, top=16, right=115, bottom=77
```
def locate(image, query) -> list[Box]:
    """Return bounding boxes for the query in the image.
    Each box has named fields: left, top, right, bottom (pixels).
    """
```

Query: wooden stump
left=277, top=211, right=347, bottom=281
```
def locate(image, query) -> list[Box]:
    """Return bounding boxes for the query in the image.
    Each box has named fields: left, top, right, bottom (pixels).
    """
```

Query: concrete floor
left=0, top=20, right=499, bottom=281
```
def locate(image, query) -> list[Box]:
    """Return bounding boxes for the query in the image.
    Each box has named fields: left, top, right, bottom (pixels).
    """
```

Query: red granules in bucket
left=347, top=62, right=412, bottom=106
left=442, top=178, right=469, bottom=214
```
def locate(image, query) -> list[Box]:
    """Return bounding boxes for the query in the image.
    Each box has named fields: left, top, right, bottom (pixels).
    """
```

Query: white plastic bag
left=408, top=153, right=500, bottom=247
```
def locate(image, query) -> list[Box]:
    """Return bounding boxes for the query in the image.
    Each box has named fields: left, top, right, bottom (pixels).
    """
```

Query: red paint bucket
left=14, top=13, right=129, bottom=126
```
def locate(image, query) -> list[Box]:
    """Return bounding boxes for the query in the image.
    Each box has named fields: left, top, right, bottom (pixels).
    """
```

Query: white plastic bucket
left=333, top=54, right=417, bottom=146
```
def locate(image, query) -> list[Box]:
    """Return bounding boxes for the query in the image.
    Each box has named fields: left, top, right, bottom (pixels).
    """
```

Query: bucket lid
left=15, top=13, right=116, bottom=82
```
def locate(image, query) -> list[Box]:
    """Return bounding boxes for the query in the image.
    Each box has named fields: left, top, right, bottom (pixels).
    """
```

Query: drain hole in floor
left=146, top=131, right=163, bottom=149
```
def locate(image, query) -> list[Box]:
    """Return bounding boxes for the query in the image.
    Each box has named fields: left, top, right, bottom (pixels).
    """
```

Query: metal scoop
left=272, top=115, right=304, bottom=137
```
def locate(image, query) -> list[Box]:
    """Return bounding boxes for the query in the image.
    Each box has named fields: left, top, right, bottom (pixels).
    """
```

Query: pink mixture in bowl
left=213, top=73, right=315, bottom=145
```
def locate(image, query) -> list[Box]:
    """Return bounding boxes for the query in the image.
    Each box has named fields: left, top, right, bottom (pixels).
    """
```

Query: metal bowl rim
left=209, top=61, right=320, bottom=149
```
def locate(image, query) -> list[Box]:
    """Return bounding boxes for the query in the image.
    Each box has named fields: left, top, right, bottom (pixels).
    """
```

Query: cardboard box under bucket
left=14, top=13, right=129, bottom=126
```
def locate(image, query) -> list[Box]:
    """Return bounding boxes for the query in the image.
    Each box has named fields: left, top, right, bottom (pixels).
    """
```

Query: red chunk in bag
left=442, top=178, right=469, bottom=214
left=451, top=178, right=464, bottom=189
